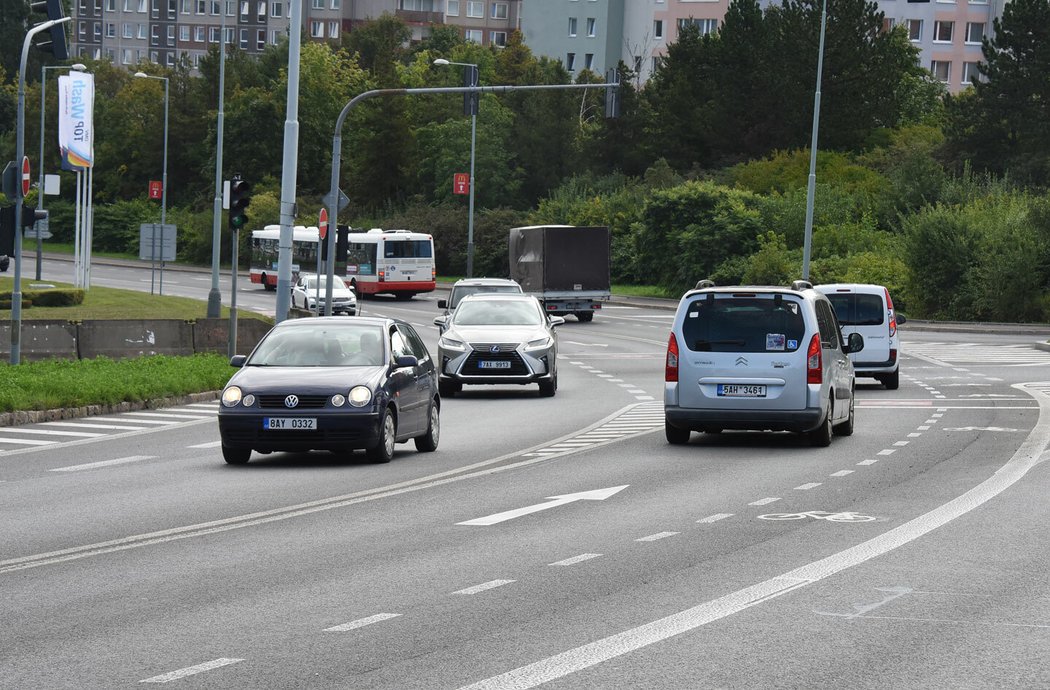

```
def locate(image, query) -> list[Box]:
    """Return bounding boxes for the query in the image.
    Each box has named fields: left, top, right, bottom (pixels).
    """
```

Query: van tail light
left=378, top=270, right=385, bottom=282
left=665, top=333, right=679, bottom=382
left=807, top=333, right=822, bottom=384
left=886, top=288, right=897, bottom=337
left=432, top=268, right=436, bottom=280
left=889, top=348, right=897, bottom=364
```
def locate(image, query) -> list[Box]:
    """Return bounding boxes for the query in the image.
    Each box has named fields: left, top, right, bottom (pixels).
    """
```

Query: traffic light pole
left=11, top=17, right=70, bottom=365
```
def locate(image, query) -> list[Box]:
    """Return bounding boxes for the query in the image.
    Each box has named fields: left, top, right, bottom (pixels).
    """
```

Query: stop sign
left=318, top=207, right=329, bottom=240
left=21, top=157, right=30, bottom=197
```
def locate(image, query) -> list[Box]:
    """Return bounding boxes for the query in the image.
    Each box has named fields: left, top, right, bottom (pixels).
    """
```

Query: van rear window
left=682, top=297, right=806, bottom=353
left=826, top=294, right=884, bottom=326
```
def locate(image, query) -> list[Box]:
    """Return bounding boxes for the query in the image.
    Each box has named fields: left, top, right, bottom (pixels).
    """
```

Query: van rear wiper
left=692, top=339, right=746, bottom=350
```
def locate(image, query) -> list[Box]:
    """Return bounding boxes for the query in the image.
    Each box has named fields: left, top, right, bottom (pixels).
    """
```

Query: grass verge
left=0, top=354, right=234, bottom=413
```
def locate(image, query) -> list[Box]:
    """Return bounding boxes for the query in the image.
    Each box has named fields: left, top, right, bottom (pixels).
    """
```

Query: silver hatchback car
left=664, top=280, right=864, bottom=446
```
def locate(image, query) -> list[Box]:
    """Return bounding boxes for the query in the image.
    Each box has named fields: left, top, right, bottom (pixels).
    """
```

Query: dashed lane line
left=324, top=613, right=401, bottom=632
left=140, top=658, right=243, bottom=684
left=51, top=455, right=156, bottom=473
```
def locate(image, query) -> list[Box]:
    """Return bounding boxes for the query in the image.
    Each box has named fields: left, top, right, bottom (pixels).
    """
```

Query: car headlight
left=525, top=336, right=553, bottom=351
left=242, top=394, right=256, bottom=407
left=331, top=394, right=346, bottom=407
left=221, top=386, right=242, bottom=407
left=348, top=386, right=372, bottom=407
left=439, top=335, right=467, bottom=351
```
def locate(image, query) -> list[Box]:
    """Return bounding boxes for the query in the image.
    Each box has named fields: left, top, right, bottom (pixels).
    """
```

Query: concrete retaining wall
left=0, top=318, right=273, bottom=361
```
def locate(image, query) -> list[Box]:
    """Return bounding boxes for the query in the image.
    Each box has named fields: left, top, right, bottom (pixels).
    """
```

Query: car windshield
left=303, top=276, right=347, bottom=292
left=453, top=300, right=541, bottom=326
left=826, top=293, right=884, bottom=326
left=682, top=296, right=806, bottom=353
left=248, top=324, right=385, bottom=366
left=449, top=285, right=521, bottom=309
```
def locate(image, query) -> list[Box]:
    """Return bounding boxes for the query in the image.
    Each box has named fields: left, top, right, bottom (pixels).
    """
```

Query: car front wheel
left=414, top=402, right=440, bottom=452
left=222, top=445, right=251, bottom=464
left=367, top=407, right=396, bottom=463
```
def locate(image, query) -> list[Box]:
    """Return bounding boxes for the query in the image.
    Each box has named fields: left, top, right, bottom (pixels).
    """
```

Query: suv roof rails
left=695, top=279, right=716, bottom=289
left=791, top=280, right=813, bottom=291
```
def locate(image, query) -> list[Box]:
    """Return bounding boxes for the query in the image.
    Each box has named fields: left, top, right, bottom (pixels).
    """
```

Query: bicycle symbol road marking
left=758, top=510, right=877, bottom=523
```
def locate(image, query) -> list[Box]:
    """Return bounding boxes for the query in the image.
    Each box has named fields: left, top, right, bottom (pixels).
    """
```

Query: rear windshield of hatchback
left=681, top=296, right=806, bottom=353
left=826, top=294, right=884, bottom=326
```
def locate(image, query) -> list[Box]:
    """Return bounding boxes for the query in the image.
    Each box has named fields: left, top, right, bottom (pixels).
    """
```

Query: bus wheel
left=261, top=273, right=275, bottom=291
left=395, top=293, right=414, bottom=301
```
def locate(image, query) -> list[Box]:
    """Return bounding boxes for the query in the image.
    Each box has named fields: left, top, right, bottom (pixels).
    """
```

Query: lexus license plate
left=478, top=360, right=512, bottom=369
left=264, top=417, right=316, bottom=430
left=717, top=384, right=767, bottom=397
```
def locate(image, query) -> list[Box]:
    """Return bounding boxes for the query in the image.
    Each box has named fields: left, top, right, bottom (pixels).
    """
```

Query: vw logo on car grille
left=284, top=395, right=300, bottom=408
left=490, top=345, right=501, bottom=353
left=735, top=357, right=749, bottom=366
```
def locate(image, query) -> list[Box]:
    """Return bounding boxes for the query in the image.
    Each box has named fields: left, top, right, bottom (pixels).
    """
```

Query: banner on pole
left=58, top=72, right=95, bottom=171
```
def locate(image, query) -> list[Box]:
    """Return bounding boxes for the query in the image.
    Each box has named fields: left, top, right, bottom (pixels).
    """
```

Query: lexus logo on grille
left=490, top=345, right=500, bottom=353
left=735, top=357, right=749, bottom=366
left=284, top=395, right=299, bottom=408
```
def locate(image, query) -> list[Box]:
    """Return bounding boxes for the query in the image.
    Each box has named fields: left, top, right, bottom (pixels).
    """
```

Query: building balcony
left=395, top=9, right=443, bottom=24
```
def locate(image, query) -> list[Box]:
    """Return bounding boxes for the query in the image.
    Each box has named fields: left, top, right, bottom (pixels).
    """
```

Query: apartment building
left=519, top=0, right=623, bottom=77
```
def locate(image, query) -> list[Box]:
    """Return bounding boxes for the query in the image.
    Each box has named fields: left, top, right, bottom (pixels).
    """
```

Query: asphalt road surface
left=3, top=259, right=1050, bottom=688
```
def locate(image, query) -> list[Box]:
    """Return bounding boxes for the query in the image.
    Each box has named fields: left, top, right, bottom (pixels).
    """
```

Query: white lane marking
left=91, top=417, right=179, bottom=426
left=894, top=441, right=910, bottom=446
left=922, top=422, right=936, bottom=426
left=635, top=396, right=655, bottom=401
left=877, top=449, right=896, bottom=456
left=607, top=378, right=624, bottom=382
left=550, top=554, right=602, bottom=567
left=697, top=513, right=733, bottom=524
left=140, top=658, right=243, bottom=683
left=749, top=497, right=780, bottom=506
left=933, top=413, right=944, bottom=417
left=0, top=428, right=105, bottom=438
left=830, top=470, right=854, bottom=477
left=454, top=580, right=515, bottom=595
left=51, top=455, right=155, bottom=472
left=188, top=441, right=222, bottom=449
left=635, top=532, right=679, bottom=542
left=458, top=382, right=1050, bottom=690
left=597, top=374, right=614, bottom=378
left=908, top=433, right=922, bottom=438
left=122, top=412, right=212, bottom=420
left=458, top=486, right=628, bottom=527
left=794, top=483, right=822, bottom=491
left=0, top=437, right=56, bottom=446
left=857, top=459, right=879, bottom=466
left=41, top=421, right=148, bottom=431
left=324, top=613, right=400, bottom=632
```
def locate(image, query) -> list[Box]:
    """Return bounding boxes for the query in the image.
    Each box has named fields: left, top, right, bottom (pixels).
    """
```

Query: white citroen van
left=815, top=283, right=903, bottom=390
left=664, top=280, right=864, bottom=447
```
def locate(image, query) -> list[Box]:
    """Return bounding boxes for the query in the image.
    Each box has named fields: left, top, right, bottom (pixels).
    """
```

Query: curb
left=0, top=390, right=221, bottom=428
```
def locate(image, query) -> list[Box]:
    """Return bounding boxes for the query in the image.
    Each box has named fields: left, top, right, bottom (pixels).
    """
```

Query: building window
left=123, top=22, right=133, bottom=37
left=77, top=21, right=86, bottom=39
left=962, top=61, right=981, bottom=84
left=196, top=0, right=204, bottom=12
left=310, top=20, right=322, bottom=37
left=105, top=22, right=115, bottom=36
left=491, top=1, right=507, bottom=19
left=256, top=1, right=264, bottom=19
left=908, top=19, right=922, bottom=41
left=210, top=0, right=219, bottom=14
left=150, top=0, right=158, bottom=16
left=151, top=23, right=159, bottom=43
left=210, top=25, right=220, bottom=41
left=568, top=17, right=577, bottom=36
left=225, top=26, right=234, bottom=42
left=105, top=0, right=115, bottom=10
left=179, top=24, right=190, bottom=40
left=933, top=20, right=953, bottom=42
left=678, top=17, right=718, bottom=35
left=490, top=30, right=507, bottom=46
left=168, top=0, right=176, bottom=18
left=466, top=0, right=482, bottom=17
left=311, top=0, right=322, bottom=7
left=446, top=0, right=458, bottom=16
left=654, top=19, right=663, bottom=39
left=270, top=1, right=281, bottom=15
left=194, top=25, right=204, bottom=40
left=226, top=0, right=235, bottom=15
left=464, top=28, right=481, bottom=42
left=882, top=17, right=895, bottom=32
left=239, top=27, right=247, bottom=48
left=330, top=0, right=339, bottom=8
left=328, top=20, right=338, bottom=37
left=93, top=21, right=102, bottom=37
left=166, top=52, right=175, bottom=66
left=651, top=56, right=662, bottom=72
left=256, top=28, right=265, bottom=48
left=931, top=59, right=950, bottom=83
left=270, top=28, right=280, bottom=43
left=167, top=24, right=175, bottom=45
left=586, top=17, right=595, bottom=36
left=138, top=0, right=146, bottom=11
left=138, top=22, right=147, bottom=37
left=566, top=51, right=575, bottom=70
left=584, top=53, right=593, bottom=69
left=123, top=48, right=133, bottom=63
left=123, top=0, right=132, bottom=10
left=240, top=0, right=248, bottom=15
left=180, top=0, right=190, bottom=13
left=149, top=49, right=158, bottom=62
left=965, top=22, right=984, bottom=43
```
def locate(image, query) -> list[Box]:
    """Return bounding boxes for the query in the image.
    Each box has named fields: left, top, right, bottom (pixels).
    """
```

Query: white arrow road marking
left=456, top=486, right=629, bottom=526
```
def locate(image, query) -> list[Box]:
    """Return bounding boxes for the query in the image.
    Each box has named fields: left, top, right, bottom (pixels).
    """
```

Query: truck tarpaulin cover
left=508, top=225, right=611, bottom=293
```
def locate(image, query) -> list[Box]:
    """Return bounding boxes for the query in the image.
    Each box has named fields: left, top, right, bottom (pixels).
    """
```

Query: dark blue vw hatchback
left=217, top=317, right=439, bottom=464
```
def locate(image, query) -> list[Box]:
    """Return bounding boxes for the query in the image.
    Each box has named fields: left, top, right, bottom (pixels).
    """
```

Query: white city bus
left=250, top=226, right=436, bottom=299
left=345, top=229, right=436, bottom=299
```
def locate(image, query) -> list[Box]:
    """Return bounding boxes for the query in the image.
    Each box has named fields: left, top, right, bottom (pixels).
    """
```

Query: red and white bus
left=250, top=226, right=436, bottom=299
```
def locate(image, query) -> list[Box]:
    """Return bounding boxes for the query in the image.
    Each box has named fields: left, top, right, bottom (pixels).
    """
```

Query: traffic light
left=29, top=0, right=70, bottom=60
left=604, top=68, right=620, bottom=119
left=0, top=206, right=15, bottom=257
left=463, top=64, right=479, bottom=116
left=21, top=202, right=48, bottom=229
left=228, top=176, right=251, bottom=231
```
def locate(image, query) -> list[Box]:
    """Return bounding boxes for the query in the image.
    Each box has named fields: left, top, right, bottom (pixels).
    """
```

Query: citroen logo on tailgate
left=735, top=357, right=748, bottom=366
left=284, top=395, right=299, bottom=408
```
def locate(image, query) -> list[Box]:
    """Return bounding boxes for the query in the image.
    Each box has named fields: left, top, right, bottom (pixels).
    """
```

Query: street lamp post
left=135, top=72, right=169, bottom=295
left=37, top=62, right=86, bottom=280
left=801, top=0, right=829, bottom=281
left=433, top=58, right=478, bottom=278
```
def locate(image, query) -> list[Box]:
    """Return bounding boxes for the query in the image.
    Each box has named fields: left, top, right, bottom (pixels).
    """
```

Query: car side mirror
left=549, top=316, right=566, bottom=327
left=847, top=332, right=864, bottom=354
left=393, top=355, right=418, bottom=369
left=433, top=316, right=447, bottom=327
left=896, top=312, right=907, bottom=325
left=230, top=355, right=247, bottom=368
left=437, top=299, right=448, bottom=309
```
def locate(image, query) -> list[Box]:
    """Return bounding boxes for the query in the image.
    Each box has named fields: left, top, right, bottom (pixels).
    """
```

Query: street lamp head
left=432, top=58, right=450, bottom=66
left=134, top=71, right=148, bottom=77
left=71, top=63, right=86, bottom=71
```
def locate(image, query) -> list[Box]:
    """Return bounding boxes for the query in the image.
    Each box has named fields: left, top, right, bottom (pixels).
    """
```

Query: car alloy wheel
left=368, top=408, right=396, bottom=463
left=415, top=402, right=440, bottom=452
